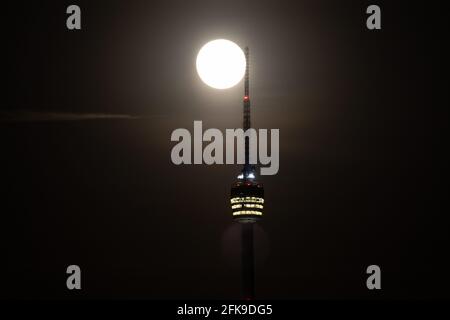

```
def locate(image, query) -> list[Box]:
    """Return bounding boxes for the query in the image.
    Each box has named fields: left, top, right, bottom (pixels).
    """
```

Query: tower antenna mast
left=243, top=47, right=251, bottom=173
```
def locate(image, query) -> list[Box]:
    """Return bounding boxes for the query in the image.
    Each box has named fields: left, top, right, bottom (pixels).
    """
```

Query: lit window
left=233, top=210, right=262, bottom=216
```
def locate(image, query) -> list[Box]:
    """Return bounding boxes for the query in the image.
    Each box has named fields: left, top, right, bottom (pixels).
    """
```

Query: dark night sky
left=1, top=0, right=448, bottom=299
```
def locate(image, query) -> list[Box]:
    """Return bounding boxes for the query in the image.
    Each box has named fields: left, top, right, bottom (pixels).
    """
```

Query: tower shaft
left=241, top=222, right=255, bottom=299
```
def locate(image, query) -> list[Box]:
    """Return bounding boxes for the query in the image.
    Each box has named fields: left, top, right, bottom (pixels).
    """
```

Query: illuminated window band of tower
left=230, top=197, right=264, bottom=204
left=233, top=210, right=263, bottom=216
left=231, top=204, right=263, bottom=209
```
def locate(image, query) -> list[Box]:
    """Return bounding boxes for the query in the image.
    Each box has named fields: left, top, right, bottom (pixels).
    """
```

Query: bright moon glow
left=196, top=39, right=246, bottom=89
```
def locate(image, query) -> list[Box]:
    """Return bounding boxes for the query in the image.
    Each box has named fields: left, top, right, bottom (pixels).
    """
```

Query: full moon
left=196, top=39, right=246, bottom=89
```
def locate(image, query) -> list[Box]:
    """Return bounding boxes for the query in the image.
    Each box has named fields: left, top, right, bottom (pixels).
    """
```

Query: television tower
left=230, top=47, right=264, bottom=300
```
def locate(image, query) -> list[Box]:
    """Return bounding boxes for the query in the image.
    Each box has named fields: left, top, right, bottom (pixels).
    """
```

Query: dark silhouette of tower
left=230, top=47, right=264, bottom=300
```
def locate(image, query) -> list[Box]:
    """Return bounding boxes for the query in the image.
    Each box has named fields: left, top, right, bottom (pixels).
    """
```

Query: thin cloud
left=0, top=110, right=140, bottom=122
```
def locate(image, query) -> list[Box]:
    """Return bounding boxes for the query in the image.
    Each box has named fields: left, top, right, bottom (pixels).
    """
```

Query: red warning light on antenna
left=244, top=96, right=249, bottom=100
